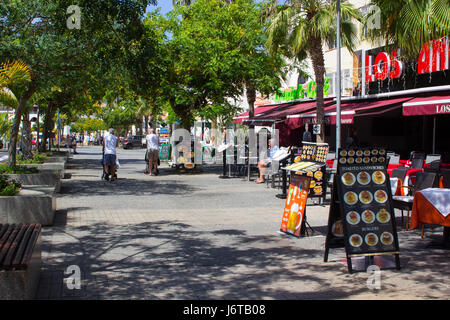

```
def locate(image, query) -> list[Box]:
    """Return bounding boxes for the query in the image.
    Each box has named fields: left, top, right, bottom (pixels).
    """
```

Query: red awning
left=403, top=94, right=450, bottom=116
left=285, top=96, right=414, bottom=128
left=232, top=103, right=291, bottom=124
left=255, top=99, right=334, bottom=121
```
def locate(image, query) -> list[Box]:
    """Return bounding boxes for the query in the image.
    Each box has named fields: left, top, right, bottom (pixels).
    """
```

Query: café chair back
left=425, top=154, right=441, bottom=164
left=393, top=171, right=437, bottom=229
left=424, top=160, right=442, bottom=174
left=439, top=169, right=450, bottom=188
left=388, top=154, right=400, bottom=164
left=410, top=158, right=424, bottom=169
left=410, top=151, right=425, bottom=161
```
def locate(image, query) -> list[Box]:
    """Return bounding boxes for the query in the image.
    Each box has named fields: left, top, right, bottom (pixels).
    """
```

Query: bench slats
left=18, top=224, right=41, bottom=270
left=0, top=224, right=9, bottom=242
left=11, top=224, right=35, bottom=269
left=3, top=224, right=28, bottom=270
left=0, top=224, right=21, bottom=266
left=0, top=224, right=15, bottom=252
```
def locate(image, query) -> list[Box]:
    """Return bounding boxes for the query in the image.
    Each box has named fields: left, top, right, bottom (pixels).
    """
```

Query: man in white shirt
left=102, top=128, right=119, bottom=181
left=146, top=128, right=160, bottom=176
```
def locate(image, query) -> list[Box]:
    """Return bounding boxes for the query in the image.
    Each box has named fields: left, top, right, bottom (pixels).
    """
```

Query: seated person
left=255, top=139, right=280, bottom=184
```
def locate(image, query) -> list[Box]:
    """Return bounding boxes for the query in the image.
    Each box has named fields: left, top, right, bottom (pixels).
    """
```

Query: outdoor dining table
left=409, top=188, right=450, bottom=248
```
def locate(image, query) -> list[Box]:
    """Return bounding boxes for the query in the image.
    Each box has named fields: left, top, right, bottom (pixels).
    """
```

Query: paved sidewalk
left=36, top=146, right=449, bottom=300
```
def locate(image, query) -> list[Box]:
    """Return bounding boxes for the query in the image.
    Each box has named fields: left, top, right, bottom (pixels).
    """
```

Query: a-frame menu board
left=324, top=147, right=401, bottom=273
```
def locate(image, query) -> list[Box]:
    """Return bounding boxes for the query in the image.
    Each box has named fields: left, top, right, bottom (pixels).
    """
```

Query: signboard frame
left=279, top=174, right=312, bottom=238
left=324, top=147, right=401, bottom=273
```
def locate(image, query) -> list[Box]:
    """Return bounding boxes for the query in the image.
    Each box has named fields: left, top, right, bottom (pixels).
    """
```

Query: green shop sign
left=274, top=78, right=330, bottom=102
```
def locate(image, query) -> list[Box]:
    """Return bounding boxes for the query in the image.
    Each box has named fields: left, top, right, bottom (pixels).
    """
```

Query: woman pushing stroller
left=103, top=128, right=119, bottom=181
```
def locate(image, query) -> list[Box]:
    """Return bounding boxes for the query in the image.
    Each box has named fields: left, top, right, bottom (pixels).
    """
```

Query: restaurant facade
left=234, top=36, right=450, bottom=162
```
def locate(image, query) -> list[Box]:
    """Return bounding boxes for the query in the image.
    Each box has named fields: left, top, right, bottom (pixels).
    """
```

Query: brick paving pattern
left=36, top=146, right=450, bottom=300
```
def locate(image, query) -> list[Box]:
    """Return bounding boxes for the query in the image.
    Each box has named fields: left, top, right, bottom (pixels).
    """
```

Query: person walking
left=103, top=128, right=119, bottom=181
left=146, top=128, right=160, bottom=176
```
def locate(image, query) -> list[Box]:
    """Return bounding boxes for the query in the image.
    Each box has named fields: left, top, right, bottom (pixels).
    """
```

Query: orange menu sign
left=280, top=175, right=311, bottom=238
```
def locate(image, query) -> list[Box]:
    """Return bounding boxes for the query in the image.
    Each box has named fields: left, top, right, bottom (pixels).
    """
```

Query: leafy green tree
left=266, top=0, right=361, bottom=142
left=152, top=0, right=285, bottom=129
left=0, top=0, right=156, bottom=165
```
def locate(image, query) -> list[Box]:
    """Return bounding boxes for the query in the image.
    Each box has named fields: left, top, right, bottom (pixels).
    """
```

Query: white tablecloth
left=417, top=188, right=450, bottom=217
left=390, top=178, right=398, bottom=195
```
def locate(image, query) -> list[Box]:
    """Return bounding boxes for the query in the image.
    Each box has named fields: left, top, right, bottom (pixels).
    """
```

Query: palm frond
left=0, top=61, right=31, bottom=88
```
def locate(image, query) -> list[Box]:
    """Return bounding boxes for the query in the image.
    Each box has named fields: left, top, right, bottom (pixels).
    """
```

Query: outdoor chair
left=388, top=154, right=401, bottom=165
left=425, top=154, right=441, bottom=164
left=424, top=160, right=442, bottom=174
left=393, top=171, right=437, bottom=230
left=327, top=158, right=338, bottom=191
left=439, top=169, right=450, bottom=188
left=410, top=158, right=424, bottom=169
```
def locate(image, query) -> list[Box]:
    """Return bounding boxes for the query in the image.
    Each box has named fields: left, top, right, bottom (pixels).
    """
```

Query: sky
left=147, top=1, right=174, bottom=16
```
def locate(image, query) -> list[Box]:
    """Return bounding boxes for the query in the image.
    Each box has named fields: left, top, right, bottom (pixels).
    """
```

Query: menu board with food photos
left=283, top=142, right=328, bottom=199
left=324, top=147, right=401, bottom=273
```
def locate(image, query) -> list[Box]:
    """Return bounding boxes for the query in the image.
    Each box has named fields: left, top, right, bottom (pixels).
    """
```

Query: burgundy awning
left=285, top=96, right=414, bottom=128
left=255, top=99, right=334, bottom=121
left=403, top=94, right=450, bottom=116
left=232, top=103, right=291, bottom=124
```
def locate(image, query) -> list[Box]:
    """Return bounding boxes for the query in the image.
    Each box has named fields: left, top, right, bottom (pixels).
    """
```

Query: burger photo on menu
left=365, top=233, right=379, bottom=247
left=341, top=172, right=356, bottom=186
left=376, top=208, right=391, bottom=223
left=346, top=211, right=360, bottom=225
left=359, top=190, right=373, bottom=204
left=361, top=209, right=375, bottom=224
left=380, top=232, right=394, bottom=246
left=344, top=191, right=358, bottom=205
left=375, top=189, right=388, bottom=204
left=372, top=171, right=386, bottom=184
left=332, top=220, right=344, bottom=237
left=357, top=171, right=371, bottom=185
left=349, top=234, right=363, bottom=248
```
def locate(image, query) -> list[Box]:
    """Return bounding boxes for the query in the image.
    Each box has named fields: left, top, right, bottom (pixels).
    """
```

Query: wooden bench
left=0, top=224, right=42, bottom=299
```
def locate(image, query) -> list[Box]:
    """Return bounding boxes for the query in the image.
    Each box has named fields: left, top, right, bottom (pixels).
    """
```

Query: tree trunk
left=309, top=36, right=326, bottom=143
left=8, top=84, right=37, bottom=167
left=144, top=115, right=149, bottom=134
left=21, top=111, right=33, bottom=160
left=40, top=103, right=57, bottom=153
left=246, top=83, right=256, bottom=130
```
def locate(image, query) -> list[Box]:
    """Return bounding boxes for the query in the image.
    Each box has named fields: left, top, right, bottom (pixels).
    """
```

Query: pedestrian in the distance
left=103, top=128, right=119, bottom=181
left=146, top=128, right=160, bottom=176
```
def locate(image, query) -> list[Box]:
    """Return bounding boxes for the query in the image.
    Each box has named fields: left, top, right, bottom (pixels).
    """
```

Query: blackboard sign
left=324, top=147, right=401, bottom=273
left=159, top=144, right=171, bottom=161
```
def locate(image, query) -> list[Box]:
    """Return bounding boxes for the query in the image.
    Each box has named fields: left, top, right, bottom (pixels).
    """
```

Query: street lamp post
left=336, top=0, right=342, bottom=153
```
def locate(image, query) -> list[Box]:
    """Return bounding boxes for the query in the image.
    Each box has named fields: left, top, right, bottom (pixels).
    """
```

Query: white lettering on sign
left=418, top=37, right=449, bottom=74
left=366, top=50, right=404, bottom=83
left=436, top=104, right=450, bottom=114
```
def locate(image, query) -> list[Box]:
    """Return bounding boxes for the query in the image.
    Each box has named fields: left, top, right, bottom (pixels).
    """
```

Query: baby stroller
left=101, top=146, right=118, bottom=181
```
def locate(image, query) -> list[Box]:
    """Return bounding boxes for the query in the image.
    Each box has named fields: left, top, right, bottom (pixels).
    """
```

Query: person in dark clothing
left=345, top=128, right=359, bottom=147
left=302, top=124, right=312, bottom=142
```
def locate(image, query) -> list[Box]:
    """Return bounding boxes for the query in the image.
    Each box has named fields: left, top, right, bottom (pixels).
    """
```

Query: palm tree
left=366, top=0, right=450, bottom=57
left=266, top=0, right=361, bottom=142
left=0, top=61, right=32, bottom=162
left=0, top=61, right=31, bottom=108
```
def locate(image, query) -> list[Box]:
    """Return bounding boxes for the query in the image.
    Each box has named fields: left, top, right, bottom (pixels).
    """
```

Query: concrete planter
left=22, top=163, right=65, bottom=178
left=0, top=186, right=56, bottom=226
left=44, top=156, right=67, bottom=164
left=0, top=235, right=41, bottom=300
left=7, top=172, right=61, bottom=193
